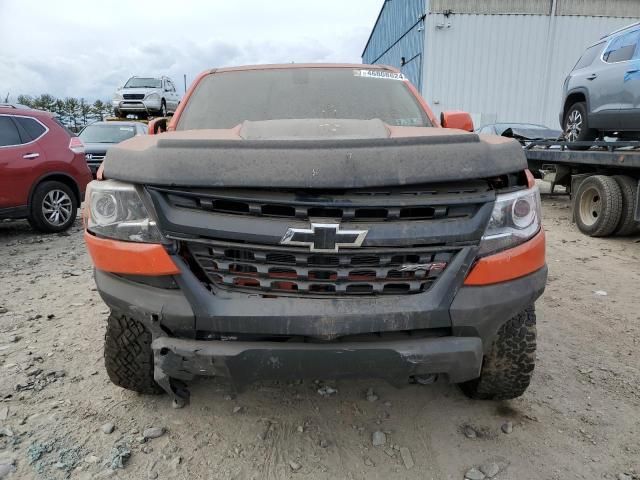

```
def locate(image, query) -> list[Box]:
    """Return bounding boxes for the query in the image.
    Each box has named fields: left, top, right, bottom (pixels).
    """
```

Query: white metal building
left=362, top=0, right=640, bottom=129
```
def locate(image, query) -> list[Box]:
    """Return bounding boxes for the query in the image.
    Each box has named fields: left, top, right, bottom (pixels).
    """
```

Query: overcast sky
left=0, top=0, right=382, bottom=102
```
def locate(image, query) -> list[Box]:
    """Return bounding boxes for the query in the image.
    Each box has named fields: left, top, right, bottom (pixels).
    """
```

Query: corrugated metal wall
left=421, top=13, right=639, bottom=127
left=429, top=0, right=640, bottom=17
left=557, top=0, right=640, bottom=17
left=429, top=0, right=551, bottom=15
left=361, top=0, right=427, bottom=89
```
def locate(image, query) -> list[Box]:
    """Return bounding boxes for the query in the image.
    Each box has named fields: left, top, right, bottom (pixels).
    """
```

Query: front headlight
left=478, top=186, right=542, bottom=256
left=145, top=93, right=160, bottom=100
left=113, top=92, right=123, bottom=101
left=86, top=180, right=163, bottom=243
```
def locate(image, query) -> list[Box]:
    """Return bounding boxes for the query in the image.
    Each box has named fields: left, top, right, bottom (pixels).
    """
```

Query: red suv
left=0, top=105, right=92, bottom=232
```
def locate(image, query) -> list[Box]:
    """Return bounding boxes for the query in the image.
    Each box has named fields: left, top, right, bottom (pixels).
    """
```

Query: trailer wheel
left=612, top=175, right=640, bottom=236
left=574, top=175, right=622, bottom=237
left=563, top=102, right=596, bottom=150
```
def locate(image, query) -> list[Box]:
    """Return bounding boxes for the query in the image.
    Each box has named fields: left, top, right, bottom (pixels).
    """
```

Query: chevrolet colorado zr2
left=84, top=64, right=547, bottom=407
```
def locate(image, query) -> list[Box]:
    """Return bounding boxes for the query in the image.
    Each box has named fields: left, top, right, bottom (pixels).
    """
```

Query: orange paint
left=464, top=230, right=546, bottom=285
left=168, top=70, right=210, bottom=132
left=84, top=231, right=180, bottom=276
left=525, top=169, right=536, bottom=188
left=440, top=111, right=474, bottom=132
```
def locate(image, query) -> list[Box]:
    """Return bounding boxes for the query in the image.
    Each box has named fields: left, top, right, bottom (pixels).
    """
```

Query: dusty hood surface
left=103, top=119, right=526, bottom=189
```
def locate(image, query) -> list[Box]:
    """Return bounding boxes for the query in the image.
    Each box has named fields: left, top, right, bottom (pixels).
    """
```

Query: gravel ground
left=0, top=189, right=639, bottom=480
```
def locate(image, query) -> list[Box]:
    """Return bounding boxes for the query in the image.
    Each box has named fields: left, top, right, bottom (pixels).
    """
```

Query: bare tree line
left=7, top=94, right=115, bottom=132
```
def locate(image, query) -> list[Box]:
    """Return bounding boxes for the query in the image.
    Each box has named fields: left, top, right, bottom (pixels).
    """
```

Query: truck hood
left=103, top=119, right=526, bottom=188
left=118, top=87, right=161, bottom=94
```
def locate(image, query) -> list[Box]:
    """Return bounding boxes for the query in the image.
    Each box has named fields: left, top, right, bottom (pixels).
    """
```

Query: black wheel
left=460, top=306, right=537, bottom=400
left=612, top=175, right=640, bottom=236
left=574, top=175, right=622, bottom=237
left=113, top=107, right=121, bottom=118
left=104, top=314, right=162, bottom=394
left=563, top=102, right=597, bottom=150
left=159, top=100, right=167, bottom=117
left=27, top=181, right=77, bottom=233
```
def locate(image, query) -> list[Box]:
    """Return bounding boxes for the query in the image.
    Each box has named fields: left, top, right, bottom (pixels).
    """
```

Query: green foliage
left=9, top=93, right=114, bottom=130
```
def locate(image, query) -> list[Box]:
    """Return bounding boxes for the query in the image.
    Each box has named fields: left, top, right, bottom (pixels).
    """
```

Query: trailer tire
left=104, top=314, right=163, bottom=394
left=459, top=306, right=536, bottom=400
left=574, top=175, right=622, bottom=237
left=563, top=102, right=596, bottom=150
left=612, top=175, right=640, bottom=235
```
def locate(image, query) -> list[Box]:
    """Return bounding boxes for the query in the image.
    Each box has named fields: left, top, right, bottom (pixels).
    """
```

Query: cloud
left=0, top=0, right=382, bottom=102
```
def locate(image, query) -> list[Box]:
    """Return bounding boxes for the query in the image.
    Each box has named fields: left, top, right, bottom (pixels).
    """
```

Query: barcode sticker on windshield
left=353, top=69, right=406, bottom=81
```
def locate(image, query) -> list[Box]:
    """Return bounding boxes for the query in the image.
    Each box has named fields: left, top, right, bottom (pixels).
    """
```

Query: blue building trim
left=362, top=0, right=426, bottom=89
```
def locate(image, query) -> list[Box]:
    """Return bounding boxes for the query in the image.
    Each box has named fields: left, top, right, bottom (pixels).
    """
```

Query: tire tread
left=104, top=314, right=162, bottom=394
left=612, top=175, right=639, bottom=236
left=460, top=306, right=537, bottom=400
left=574, top=175, right=622, bottom=237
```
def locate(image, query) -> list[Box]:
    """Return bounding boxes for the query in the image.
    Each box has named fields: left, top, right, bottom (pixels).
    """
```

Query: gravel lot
left=0, top=189, right=639, bottom=480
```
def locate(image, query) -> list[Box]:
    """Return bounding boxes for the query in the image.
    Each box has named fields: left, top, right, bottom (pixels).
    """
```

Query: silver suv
left=112, top=76, right=181, bottom=118
left=561, top=22, right=640, bottom=146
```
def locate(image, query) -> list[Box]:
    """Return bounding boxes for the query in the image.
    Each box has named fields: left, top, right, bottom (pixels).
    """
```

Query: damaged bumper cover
left=152, top=335, right=483, bottom=387
left=95, top=262, right=547, bottom=402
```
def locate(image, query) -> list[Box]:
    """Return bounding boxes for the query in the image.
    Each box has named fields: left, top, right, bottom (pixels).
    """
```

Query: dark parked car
left=477, top=123, right=562, bottom=143
left=561, top=22, right=640, bottom=146
left=0, top=105, right=92, bottom=232
left=79, top=121, right=147, bottom=177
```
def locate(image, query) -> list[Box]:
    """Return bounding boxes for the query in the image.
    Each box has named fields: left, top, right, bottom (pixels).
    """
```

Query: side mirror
left=148, top=117, right=168, bottom=135
left=440, top=111, right=474, bottom=132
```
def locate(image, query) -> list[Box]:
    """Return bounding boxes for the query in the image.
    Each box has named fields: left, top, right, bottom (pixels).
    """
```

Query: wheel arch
left=563, top=89, right=589, bottom=121
left=28, top=172, right=81, bottom=209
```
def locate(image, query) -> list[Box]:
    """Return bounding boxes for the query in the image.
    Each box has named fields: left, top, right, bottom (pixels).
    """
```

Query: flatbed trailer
left=524, top=140, right=640, bottom=237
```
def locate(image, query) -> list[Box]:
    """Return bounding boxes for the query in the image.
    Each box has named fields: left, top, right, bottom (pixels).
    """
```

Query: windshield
left=177, top=68, right=431, bottom=130
left=124, top=77, right=162, bottom=88
left=79, top=124, right=137, bottom=143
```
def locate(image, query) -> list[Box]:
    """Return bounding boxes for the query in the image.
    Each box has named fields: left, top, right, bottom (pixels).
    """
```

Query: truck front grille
left=186, top=240, right=458, bottom=297
left=123, top=94, right=145, bottom=100
left=156, top=183, right=486, bottom=223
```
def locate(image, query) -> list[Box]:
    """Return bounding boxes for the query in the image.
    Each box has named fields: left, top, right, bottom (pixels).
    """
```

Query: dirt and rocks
left=0, top=189, right=639, bottom=480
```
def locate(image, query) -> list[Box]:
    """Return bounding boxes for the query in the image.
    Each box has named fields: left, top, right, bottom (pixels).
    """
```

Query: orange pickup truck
left=84, top=64, right=546, bottom=407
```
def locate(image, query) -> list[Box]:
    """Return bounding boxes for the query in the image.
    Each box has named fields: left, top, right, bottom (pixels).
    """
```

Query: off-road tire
left=564, top=101, right=596, bottom=150
left=104, top=314, right=162, bottom=394
left=574, top=175, right=622, bottom=237
left=113, top=107, right=121, bottom=118
left=27, top=181, right=77, bottom=233
left=460, top=306, right=537, bottom=400
left=158, top=100, right=167, bottom=117
left=612, top=175, right=640, bottom=236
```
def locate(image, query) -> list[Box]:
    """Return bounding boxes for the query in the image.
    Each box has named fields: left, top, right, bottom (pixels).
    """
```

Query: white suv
left=112, top=76, right=181, bottom=118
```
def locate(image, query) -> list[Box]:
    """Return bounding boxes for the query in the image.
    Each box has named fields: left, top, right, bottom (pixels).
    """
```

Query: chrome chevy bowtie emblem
left=280, top=223, right=368, bottom=252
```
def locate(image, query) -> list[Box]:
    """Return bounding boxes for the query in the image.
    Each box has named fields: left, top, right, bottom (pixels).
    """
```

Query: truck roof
left=209, top=63, right=401, bottom=74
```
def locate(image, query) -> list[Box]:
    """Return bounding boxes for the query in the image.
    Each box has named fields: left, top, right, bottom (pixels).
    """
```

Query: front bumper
left=95, top=259, right=547, bottom=394
left=153, top=335, right=483, bottom=386
left=112, top=99, right=161, bottom=112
